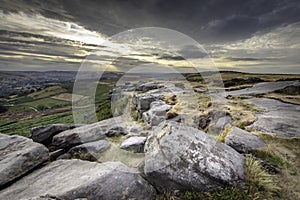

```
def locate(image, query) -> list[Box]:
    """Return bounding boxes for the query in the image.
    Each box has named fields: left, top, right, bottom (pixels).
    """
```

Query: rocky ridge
left=1, top=80, right=296, bottom=199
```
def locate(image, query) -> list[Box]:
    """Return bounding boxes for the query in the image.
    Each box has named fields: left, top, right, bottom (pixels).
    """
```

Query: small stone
left=120, top=137, right=147, bottom=153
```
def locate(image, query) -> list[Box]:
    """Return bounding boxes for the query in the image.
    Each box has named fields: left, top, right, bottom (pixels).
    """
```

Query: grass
left=0, top=112, right=73, bottom=137
left=28, top=85, right=66, bottom=99
left=216, top=126, right=231, bottom=143
left=249, top=132, right=300, bottom=199
left=156, top=156, right=279, bottom=200
left=251, top=148, right=290, bottom=169
left=262, top=93, right=300, bottom=105
left=244, top=156, right=280, bottom=199
left=20, top=98, right=70, bottom=110
left=0, top=80, right=115, bottom=136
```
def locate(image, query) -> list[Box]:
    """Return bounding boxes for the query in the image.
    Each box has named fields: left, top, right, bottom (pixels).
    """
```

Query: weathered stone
left=247, top=98, right=300, bottom=137
left=130, top=125, right=144, bottom=133
left=225, top=127, right=266, bottom=153
left=56, top=153, right=71, bottom=160
left=30, top=124, right=81, bottom=146
left=208, top=116, right=231, bottom=135
left=144, top=121, right=245, bottom=192
left=133, top=86, right=184, bottom=115
left=120, top=137, right=147, bottom=153
left=0, top=133, right=49, bottom=187
left=0, top=160, right=156, bottom=200
left=67, top=140, right=110, bottom=161
left=51, top=117, right=128, bottom=150
left=49, top=149, right=65, bottom=161
left=133, top=93, right=161, bottom=113
left=227, top=80, right=299, bottom=96
left=136, top=82, right=164, bottom=92
left=142, top=100, right=172, bottom=126
left=199, top=110, right=230, bottom=131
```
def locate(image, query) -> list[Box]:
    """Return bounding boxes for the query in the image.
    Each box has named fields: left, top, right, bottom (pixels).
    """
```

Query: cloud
left=205, top=22, right=300, bottom=73
left=0, top=1, right=299, bottom=73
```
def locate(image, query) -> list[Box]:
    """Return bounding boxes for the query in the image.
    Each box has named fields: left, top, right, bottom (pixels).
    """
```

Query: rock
left=56, top=153, right=71, bottom=160
left=225, top=127, right=266, bottom=153
left=51, top=117, right=128, bottom=150
left=144, top=121, right=245, bottom=192
left=215, top=116, right=231, bottom=130
left=208, top=116, right=231, bottom=135
left=199, top=110, right=230, bottom=131
left=136, top=82, right=164, bottom=92
left=130, top=125, right=144, bottom=133
left=133, top=93, right=161, bottom=114
left=0, top=133, right=49, bottom=187
left=67, top=140, right=110, bottom=161
left=0, top=160, right=156, bottom=200
left=49, top=149, right=65, bottom=161
left=142, top=100, right=172, bottom=126
left=274, top=84, right=300, bottom=95
left=120, top=137, right=147, bottom=153
left=250, top=155, right=281, bottom=174
left=133, top=86, right=184, bottom=115
left=105, top=126, right=128, bottom=137
left=247, top=98, right=300, bottom=137
left=227, top=80, right=299, bottom=96
left=30, top=124, right=81, bottom=146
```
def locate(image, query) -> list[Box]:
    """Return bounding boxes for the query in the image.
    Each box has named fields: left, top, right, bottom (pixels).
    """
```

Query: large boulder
left=0, top=160, right=156, bottom=200
left=120, top=136, right=147, bottom=153
left=51, top=117, right=128, bottom=150
left=225, top=127, right=266, bottom=153
left=30, top=124, right=81, bottom=146
left=0, top=133, right=49, bottom=187
left=144, top=121, right=245, bottom=192
left=142, top=100, right=172, bottom=126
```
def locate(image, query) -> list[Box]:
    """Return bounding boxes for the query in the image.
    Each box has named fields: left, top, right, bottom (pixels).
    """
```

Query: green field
left=0, top=81, right=115, bottom=137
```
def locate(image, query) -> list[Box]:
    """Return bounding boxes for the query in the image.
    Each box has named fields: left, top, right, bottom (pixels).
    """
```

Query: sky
left=0, top=0, right=299, bottom=73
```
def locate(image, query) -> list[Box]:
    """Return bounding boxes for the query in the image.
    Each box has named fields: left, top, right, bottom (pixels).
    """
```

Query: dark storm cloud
left=3, top=0, right=299, bottom=43
left=224, top=57, right=277, bottom=62
left=0, top=0, right=299, bottom=72
left=55, top=0, right=300, bottom=43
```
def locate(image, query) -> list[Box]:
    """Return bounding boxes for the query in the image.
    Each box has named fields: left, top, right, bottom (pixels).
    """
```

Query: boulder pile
left=1, top=80, right=265, bottom=199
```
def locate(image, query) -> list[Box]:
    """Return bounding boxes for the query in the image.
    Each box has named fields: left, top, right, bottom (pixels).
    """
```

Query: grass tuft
left=245, top=155, right=280, bottom=198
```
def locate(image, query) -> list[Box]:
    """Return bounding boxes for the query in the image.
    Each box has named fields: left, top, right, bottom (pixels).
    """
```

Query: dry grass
left=163, top=94, right=178, bottom=105
left=216, top=126, right=231, bottom=143
left=245, top=155, right=280, bottom=199
left=252, top=132, right=300, bottom=199
left=262, top=93, right=300, bottom=105
left=225, top=99, right=262, bottom=128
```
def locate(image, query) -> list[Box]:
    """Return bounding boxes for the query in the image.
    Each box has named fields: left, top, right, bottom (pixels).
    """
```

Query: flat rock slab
left=120, top=136, right=146, bottom=153
left=144, top=121, right=245, bottom=192
left=30, top=124, right=81, bottom=146
left=227, top=80, right=299, bottom=96
left=247, top=98, right=300, bottom=137
left=0, top=133, right=49, bottom=187
left=0, top=160, right=156, bottom=200
left=225, top=127, right=266, bottom=153
left=51, top=117, right=128, bottom=150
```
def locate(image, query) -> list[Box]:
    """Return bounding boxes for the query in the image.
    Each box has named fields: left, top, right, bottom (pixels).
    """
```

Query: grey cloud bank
left=0, top=0, right=299, bottom=73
